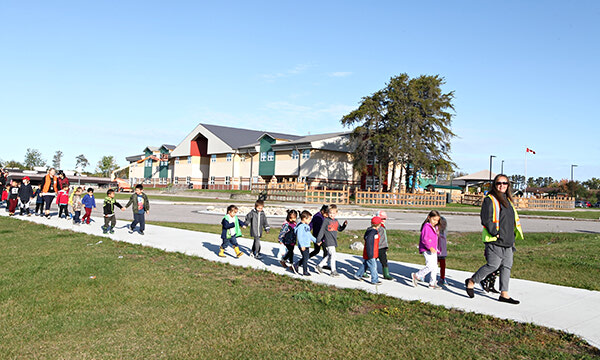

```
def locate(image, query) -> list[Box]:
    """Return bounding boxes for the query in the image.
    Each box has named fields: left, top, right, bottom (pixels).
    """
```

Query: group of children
left=216, top=200, right=452, bottom=286
left=1, top=177, right=150, bottom=236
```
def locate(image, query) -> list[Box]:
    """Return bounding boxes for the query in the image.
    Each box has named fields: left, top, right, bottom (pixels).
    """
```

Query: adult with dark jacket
left=465, top=174, right=524, bottom=305
left=39, top=168, right=59, bottom=218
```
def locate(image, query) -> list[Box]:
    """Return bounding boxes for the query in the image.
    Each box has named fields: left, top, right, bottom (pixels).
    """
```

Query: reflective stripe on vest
left=482, top=194, right=524, bottom=242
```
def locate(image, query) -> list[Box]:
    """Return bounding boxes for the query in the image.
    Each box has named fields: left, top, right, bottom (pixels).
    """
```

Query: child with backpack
left=278, top=209, right=298, bottom=268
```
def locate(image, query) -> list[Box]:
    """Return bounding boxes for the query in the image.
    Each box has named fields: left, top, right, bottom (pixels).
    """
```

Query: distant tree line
left=0, top=149, right=119, bottom=177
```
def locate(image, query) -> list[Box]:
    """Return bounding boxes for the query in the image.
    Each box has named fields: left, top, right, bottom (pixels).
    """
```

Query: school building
left=125, top=123, right=405, bottom=190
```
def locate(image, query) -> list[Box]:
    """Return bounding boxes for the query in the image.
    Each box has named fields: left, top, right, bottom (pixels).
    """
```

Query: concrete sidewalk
left=3, top=211, right=599, bottom=349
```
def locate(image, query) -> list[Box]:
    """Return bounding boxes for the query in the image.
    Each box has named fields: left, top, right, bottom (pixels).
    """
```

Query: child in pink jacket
left=411, top=210, right=441, bottom=289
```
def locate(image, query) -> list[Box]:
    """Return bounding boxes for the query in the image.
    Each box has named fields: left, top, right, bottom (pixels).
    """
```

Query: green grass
left=185, top=189, right=252, bottom=195
left=0, top=217, right=598, bottom=358
left=149, top=221, right=600, bottom=291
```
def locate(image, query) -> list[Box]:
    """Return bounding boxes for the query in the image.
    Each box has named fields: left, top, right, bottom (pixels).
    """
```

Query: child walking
left=103, top=189, right=125, bottom=234
left=34, top=187, right=44, bottom=216
left=56, top=184, right=70, bottom=219
left=278, top=209, right=298, bottom=268
left=81, top=188, right=96, bottom=224
left=437, top=216, right=448, bottom=286
left=374, top=210, right=394, bottom=280
left=125, top=184, right=150, bottom=235
left=354, top=216, right=382, bottom=285
left=293, top=210, right=316, bottom=276
left=18, top=176, right=34, bottom=216
left=412, top=210, right=441, bottom=289
left=315, top=205, right=347, bottom=277
left=71, top=187, right=83, bottom=225
left=218, top=204, right=247, bottom=258
left=7, top=180, right=19, bottom=216
left=245, top=199, right=270, bottom=259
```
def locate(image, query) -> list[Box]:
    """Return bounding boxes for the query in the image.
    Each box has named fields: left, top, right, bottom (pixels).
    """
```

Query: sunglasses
left=496, top=182, right=509, bottom=185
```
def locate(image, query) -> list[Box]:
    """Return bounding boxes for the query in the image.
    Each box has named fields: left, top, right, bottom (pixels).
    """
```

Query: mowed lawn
left=150, top=221, right=600, bottom=292
left=0, top=217, right=598, bottom=359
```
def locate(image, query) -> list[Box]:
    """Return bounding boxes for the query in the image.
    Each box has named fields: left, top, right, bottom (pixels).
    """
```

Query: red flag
left=526, top=148, right=536, bottom=154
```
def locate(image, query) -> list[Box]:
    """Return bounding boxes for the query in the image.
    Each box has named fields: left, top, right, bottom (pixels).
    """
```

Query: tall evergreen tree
left=342, top=74, right=456, bottom=192
left=52, top=150, right=63, bottom=169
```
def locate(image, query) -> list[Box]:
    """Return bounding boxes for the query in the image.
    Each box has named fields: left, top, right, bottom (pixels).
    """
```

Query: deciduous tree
left=24, top=148, right=46, bottom=169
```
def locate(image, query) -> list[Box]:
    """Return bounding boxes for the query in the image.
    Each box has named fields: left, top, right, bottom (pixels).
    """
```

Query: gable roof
left=201, top=123, right=301, bottom=150
left=271, top=132, right=351, bottom=152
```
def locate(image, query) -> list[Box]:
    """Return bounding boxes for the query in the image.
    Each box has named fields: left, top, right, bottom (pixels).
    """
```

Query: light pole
left=501, top=160, right=504, bottom=174
left=571, top=164, right=578, bottom=182
left=489, top=155, right=496, bottom=181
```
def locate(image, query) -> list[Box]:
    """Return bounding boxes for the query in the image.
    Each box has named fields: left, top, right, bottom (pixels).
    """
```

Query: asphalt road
left=19, top=201, right=600, bottom=233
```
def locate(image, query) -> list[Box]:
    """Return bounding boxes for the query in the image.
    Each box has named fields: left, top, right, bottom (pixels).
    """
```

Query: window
left=160, top=161, right=168, bottom=167
left=187, top=157, right=192, bottom=164
left=175, top=157, right=180, bottom=164
left=186, top=176, right=191, bottom=185
left=211, top=155, right=216, bottom=163
left=174, top=177, right=179, bottom=184
left=226, top=153, right=233, bottom=162
left=267, top=151, right=274, bottom=161
left=240, top=155, right=246, bottom=162
left=260, top=152, right=267, bottom=162
left=209, top=176, right=215, bottom=185
left=145, top=159, right=152, bottom=167
left=225, top=176, right=231, bottom=185
left=291, top=150, right=299, bottom=160
left=302, top=150, right=310, bottom=160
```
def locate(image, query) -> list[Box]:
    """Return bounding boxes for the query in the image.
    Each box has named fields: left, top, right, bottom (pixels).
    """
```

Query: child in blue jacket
left=218, top=204, right=247, bottom=258
left=293, top=210, right=316, bottom=276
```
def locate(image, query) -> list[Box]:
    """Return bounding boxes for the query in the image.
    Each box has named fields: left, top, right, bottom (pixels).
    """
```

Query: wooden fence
left=355, top=190, right=446, bottom=207
left=514, top=197, right=574, bottom=210
left=305, top=187, right=350, bottom=205
left=461, top=194, right=484, bottom=206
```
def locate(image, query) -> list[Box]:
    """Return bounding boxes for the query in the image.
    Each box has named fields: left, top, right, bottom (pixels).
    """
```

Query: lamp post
left=571, top=164, right=578, bottom=182
left=489, top=155, right=496, bottom=181
left=501, top=160, right=504, bottom=174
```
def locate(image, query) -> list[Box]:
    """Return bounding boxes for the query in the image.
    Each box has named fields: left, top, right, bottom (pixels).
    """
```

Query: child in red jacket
left=354, top=216, right=382, bottom=285
left=56, top=184, right=70, bottom=219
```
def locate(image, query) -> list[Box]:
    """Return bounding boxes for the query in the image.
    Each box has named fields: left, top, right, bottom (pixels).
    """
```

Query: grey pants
left=252, top=236, right=261, bottom=255
left=472, top=243, right=514, bottom=292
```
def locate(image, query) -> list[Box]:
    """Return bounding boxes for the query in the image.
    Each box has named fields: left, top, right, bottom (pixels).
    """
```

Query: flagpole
left=524, top=150, right=527, bottom=193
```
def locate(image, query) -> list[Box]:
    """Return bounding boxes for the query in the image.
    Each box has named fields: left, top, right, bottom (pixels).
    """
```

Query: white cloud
left=329, top=71, right=353, bottom=77
left=260, top=63, right=313, bottom=81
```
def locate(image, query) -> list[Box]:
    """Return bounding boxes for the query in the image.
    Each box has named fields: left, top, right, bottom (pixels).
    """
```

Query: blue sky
left=1, top=1, right=598, bottom=181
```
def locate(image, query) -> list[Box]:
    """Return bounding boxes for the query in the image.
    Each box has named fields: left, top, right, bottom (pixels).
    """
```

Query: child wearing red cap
left=18, top=176, right=34, bottom=216
left=375, top=210, right=394, bottom=280
left=354, top=216, right=382, bottom=285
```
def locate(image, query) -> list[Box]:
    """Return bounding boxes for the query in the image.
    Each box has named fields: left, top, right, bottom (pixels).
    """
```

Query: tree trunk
left=389, top=160, right=397, bottom=192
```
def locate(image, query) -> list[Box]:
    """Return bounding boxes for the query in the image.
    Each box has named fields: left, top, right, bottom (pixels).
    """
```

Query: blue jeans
left=221, top=235, right=239, bottom=249
left=131, top=212, right=145, bottom=232
left=355, top=258, right=379, bottom=284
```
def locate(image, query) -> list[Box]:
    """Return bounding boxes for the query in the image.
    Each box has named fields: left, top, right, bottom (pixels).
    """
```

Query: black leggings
left=282, top=244, right=295, bottom=263
left=309, top=242, right=328, bottom=258
left=58, top=204, right=69, bottom=218
left=35, top=202, right=44, bottom=214
left=378, top=247, right=388, bottom=267
left=43, top=195, right=55, bottom=211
